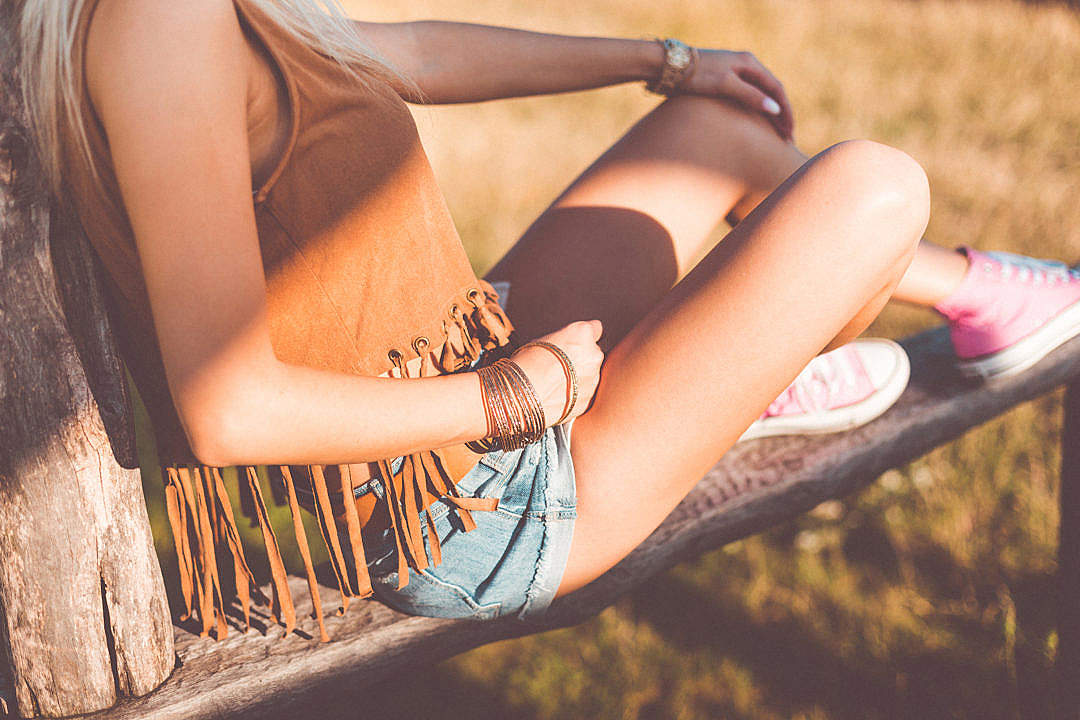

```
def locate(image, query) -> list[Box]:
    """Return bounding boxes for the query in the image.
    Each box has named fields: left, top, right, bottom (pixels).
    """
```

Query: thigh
left=483, top=93, right=800, bottom=352
left=555, top=139, right=929, bottom=597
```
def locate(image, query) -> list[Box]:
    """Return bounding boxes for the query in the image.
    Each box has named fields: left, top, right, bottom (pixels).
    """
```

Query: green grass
left=137, top=0, right=1080, bottom=716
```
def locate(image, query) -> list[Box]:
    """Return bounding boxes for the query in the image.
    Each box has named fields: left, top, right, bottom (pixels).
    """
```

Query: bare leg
left=550, top=139, right=928, bottom=595
left=482, top=94, right=929, bottom=597
left=488, top=94, right=816, bottom=351
left=487, top=95, right=955, bottom=359
left=724, top=111, right=969, bottom=307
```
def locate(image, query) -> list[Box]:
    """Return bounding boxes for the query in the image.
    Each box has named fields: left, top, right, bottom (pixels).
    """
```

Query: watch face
left=669, top=43, right=692, bottom=69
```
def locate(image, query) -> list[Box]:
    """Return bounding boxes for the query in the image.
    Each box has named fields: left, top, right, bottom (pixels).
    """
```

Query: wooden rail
left=79, top=327, right=1080, bottom=720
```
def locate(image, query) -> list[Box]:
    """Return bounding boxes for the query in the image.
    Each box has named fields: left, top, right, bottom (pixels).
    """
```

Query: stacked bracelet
left=466, top=357, right=547, bottom=453
left=517, top=340, right=578, bottom=425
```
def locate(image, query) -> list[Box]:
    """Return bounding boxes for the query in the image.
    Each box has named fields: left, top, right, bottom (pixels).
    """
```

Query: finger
left=722, top=73, right=781, bottom=121
left=590, top=318, right=603, bottom=341
left=735, top=64, right=795, bottom=140
left=736, top=71, right=792, bottom=140
left=741, top=64, right=794, bottom=139
left=724, top=75, right=789, bottom=141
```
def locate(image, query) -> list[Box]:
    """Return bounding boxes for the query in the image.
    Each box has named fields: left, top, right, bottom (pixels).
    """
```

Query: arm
left=353, top=21, right=795, bottom=140
left=86, top=0, right=600, bottom=468
left=352, top=20, right=666, bottom=104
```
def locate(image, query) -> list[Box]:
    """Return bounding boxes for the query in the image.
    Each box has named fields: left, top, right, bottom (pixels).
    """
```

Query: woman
left=19, top=0, right=1079, bottom=641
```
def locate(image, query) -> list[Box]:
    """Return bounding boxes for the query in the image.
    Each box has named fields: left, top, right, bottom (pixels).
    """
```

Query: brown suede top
left=60, top=0, right=518, bottom=641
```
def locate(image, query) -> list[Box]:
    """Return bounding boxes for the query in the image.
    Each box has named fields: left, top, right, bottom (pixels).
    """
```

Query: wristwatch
left=645, top=38, right=697, bottom=96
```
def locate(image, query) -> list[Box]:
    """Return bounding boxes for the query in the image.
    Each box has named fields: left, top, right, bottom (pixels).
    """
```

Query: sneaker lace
left=766, top=351, right=860, bottom=416
left=985, top=251, right=1080, bottom=286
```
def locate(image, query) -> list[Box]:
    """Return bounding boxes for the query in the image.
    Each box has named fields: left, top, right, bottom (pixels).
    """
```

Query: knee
left=814, top=138, right=930, bottom=263
left=657, top=92, right=783, bottom=146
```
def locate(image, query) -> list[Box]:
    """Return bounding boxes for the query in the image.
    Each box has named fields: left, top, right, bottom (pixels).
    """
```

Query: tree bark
left=0, top=7, right=174, bottom=718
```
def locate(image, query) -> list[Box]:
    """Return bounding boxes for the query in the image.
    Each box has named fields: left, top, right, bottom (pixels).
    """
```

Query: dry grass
left=134, top=0, right=1080, bottom=716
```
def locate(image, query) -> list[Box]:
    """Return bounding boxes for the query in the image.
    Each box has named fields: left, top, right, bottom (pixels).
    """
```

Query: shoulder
left=85, top=0, right=244, bottom=66
left=85, top=0, right=249, bottom=130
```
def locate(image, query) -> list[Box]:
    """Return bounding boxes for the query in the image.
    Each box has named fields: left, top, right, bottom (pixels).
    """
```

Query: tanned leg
left=556, top=138, right=927, bottom=594
left=487, top=95, right=955, bottom=359
left=724, top=113, right=968, bottom=307
left=482, top=95, right=929, bottom=596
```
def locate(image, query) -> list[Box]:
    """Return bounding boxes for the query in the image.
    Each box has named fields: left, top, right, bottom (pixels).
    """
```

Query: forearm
left=357, top=20, right=666, bottom=103
left=200, top=358, right=488, bottom=468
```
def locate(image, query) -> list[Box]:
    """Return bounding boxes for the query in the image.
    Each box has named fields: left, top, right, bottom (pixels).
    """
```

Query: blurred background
left=136, top=0, right=1080, bottom=716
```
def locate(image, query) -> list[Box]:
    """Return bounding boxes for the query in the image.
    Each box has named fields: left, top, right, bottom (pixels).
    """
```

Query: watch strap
left=646, top=38, right=697, bottom=96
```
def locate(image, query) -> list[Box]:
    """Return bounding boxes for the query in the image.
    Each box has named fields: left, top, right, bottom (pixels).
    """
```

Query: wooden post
left=1060, top=379, right=1080, bottom=720
left=0, top=8, right=174, bottom=718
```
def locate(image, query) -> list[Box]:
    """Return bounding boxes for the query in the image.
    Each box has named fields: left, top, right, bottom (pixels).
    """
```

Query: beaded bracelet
left=466, top=357, right=547, bottom=453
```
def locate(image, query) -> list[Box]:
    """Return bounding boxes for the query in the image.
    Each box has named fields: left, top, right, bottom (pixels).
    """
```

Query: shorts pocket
left=370, top=509, right=505, bottom=620
left=368, top=444, right=533, bottom=618
left=453, top=447, right=521, bottom=501
left=371, top=566, right=501, bottom=619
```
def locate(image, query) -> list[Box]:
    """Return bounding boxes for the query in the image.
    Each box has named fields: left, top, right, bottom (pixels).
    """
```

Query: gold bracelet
left=501, top=359, right=546, bottom=445
left=466, top=357, right=547, bottom=453
left=467, top=372, right=493, bottom=453
left=490, top=363, right=523, bottom=448
left=517, top=340, right=578, bottom=425
left=495, top=358, right=545, bottom=449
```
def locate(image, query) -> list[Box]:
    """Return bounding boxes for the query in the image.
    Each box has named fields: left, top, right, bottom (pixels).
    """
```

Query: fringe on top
left=162, top=280, right=516, bottom=643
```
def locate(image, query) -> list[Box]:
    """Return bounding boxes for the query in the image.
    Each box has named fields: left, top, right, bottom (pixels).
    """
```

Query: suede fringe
left=162, top=282, right=514, bottom=642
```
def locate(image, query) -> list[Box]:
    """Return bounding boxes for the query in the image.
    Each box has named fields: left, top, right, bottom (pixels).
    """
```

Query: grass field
left=135, top=0, right=1080, bottom=716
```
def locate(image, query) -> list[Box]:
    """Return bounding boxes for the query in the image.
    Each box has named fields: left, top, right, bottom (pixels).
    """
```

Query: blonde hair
left=15, top=0, right=425, bottom=205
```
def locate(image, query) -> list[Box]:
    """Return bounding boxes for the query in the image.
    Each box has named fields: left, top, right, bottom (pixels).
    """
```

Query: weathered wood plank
left=46, top=205, right=138, bottom=470
left=90, top=326, right=1080, bottom=720
left=0, top=9, right=171, bottom=718
left=1058, top=378, right=1080, bottom=719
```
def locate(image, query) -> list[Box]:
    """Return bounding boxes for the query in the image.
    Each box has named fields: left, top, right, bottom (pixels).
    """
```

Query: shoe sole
left=956, top=294, right=1080, bottom=380
left=737, top=339, right=911, bottom=442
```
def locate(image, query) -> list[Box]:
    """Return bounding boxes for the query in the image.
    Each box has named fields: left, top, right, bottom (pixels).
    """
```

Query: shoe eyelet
left=387, top=348, right=403, bottom=363
left=412, top=336, right=429, bottom=354
left=449, top=303, right=461, bottom=318
left=467, top=287, right=483, bottom=306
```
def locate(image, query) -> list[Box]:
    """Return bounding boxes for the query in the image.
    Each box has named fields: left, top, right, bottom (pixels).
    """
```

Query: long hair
left=15, top=0, right=425, bottom=204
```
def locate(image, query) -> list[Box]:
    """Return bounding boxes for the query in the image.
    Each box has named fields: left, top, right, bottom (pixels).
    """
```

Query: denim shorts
left=361, top=418, right=577, bottom=622
left=361, top=280, right=579, bottom=622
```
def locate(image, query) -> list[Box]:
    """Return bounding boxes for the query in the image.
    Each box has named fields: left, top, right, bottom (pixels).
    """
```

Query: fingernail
left=762, top=97, right=781, bottom=115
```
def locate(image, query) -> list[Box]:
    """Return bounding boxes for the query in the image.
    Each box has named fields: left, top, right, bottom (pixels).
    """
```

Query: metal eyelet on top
left=387, top=348, right=403, bottom=363
left=412, top=336, right=429, bottom=354
left=467, top=287, right=483, bottom=307
left=449, top=303, right=461, bottom=318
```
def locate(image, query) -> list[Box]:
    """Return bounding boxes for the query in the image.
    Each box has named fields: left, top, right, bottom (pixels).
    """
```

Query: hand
left=676, top=48, right=794, bottom=142
left=510, top=319, right=605, bottom=426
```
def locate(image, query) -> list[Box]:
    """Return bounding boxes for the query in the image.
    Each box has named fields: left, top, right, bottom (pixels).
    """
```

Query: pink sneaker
left=738, top=338, right=911, bottom=442
left=934, top=246, right=1080, bottom=379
